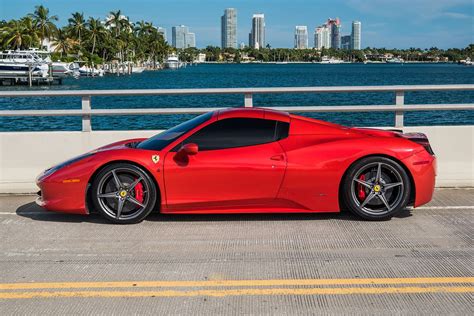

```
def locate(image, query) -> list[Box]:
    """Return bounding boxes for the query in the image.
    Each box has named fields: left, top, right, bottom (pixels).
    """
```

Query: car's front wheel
left=341, top=156, right=411, bottom=220
left=91, top=163, right=157, bottom=224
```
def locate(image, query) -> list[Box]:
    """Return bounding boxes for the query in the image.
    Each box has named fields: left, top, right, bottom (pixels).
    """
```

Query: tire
left=341, top=156, right=411, bottom=220
left=90, top=163, right=157, bottom=224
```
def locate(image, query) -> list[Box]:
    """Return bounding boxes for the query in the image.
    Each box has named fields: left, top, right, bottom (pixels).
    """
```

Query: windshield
left=137, top=112, right=213, bottom=151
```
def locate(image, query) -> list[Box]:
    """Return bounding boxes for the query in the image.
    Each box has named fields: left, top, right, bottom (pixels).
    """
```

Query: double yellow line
left=0, top=277, right=472, bottom=299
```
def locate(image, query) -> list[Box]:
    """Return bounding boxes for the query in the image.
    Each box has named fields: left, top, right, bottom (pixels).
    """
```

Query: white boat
left=79, top=65, right=104, bottom=77
left=386, top=57, right=404, bottom=64
left=460, top=58, right=472, bottom=66
left=51, top=62, right=80, bottom=78
left=0, top=50, right=49, bottom=77
left=164, top=54, right=182, bottom=70
left=131, top=66, right=145, bottom=73
left=320, top=56, right=344, bottom=64
left=16, top=49, right=80, bottom=78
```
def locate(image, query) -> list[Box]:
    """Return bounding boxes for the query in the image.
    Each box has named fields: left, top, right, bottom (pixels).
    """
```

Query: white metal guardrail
left=0, top=84, right=473, bottom=131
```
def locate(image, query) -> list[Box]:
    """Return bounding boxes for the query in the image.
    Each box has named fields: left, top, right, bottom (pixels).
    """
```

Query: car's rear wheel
left=91, top=163, right=157, bottom=224
left=341, top=156, right=411, bottom=220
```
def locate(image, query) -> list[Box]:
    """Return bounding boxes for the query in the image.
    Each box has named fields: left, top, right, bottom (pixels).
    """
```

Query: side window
left=178, top=118, right=289, bottom=151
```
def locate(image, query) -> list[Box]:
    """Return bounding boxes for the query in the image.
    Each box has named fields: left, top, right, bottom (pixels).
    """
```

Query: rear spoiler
left=400, top=132, right=435, bottom=155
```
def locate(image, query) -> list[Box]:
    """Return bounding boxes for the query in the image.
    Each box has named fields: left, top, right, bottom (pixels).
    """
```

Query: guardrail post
left=395, top=91, right=404, bottom=128
left=244, top=93, right=253, bottom=107
left=81, top=95, right=92, bottom=132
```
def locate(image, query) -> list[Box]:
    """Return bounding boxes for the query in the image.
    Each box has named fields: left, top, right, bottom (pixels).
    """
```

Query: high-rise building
left=221, top=8, right=237, bottom=49
left=250, top=14, right=265, bottom=49
left=351, top=21, right=361, bottom=50
left=186, top=32, right=196, bottom=48
left=157, top=27, right=167, bottom=41
left=314, top=25, right=331, bottom=49
left=294, top=26, right=308, bottom=49
left=172, top=25, right=188, bottom=48
left=327, top=18, right=341, bottom=49
left=172, top=25, right=196, bottom=48
left=341, top=35, right=351, bottom=50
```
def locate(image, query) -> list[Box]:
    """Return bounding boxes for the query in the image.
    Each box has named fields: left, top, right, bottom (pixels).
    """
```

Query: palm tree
left=68, top=12, right=86, bottom=44
left=2, top=19, right=34, bottom=49
left=106, top=11, right=132, bottom=62
left=106, top=10, right=127, bottom=38
left=20, top=17, right=40, bottom=47
left=52, top=28, right=76, bottom=57
left=86, top=17, right=106, bottom=55
left=28, top=5, right=58, bottom=46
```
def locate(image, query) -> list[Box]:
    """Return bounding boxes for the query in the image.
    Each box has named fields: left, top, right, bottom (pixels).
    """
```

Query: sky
left=1, top=0, right=473, bottom=49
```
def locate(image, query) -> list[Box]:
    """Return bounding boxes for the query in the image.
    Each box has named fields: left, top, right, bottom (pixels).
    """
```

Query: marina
left=0, top=63, right=472, bottom=131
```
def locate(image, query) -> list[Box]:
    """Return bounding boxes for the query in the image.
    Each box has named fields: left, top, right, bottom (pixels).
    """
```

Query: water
left=1, top=63, right=473, bottom=131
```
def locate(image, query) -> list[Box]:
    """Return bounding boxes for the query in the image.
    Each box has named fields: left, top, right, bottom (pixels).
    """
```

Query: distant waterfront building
left=172, top=25, right=195, bottom=48
left=221, top=8, right=237, bottom=49
left=314, top=25, right=331, bottom=49
left=294, top=26, right=308, bottom=49
left=239, top=42, right=245, bottom=49
left=351, top=21, right=361, bottom=50
left=172, top=25, right=187, bottom=48
left=186, top=32, right=196, bottom=48
left=341, top=35, right=351, bottom=50
left=157, top=27, right=167, bottom=41
left=250, top=14, right=265, bottom=49
left=195, top=53, right=206, bottom=63
left=327, top=18, right=341, bottom=49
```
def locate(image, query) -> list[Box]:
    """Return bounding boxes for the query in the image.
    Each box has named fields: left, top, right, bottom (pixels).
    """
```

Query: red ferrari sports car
left=36, top=108, right=436, bottom=223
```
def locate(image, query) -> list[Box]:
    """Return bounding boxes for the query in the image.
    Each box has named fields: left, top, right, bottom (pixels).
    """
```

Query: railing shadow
left=16, top=201, right=413, bottom=224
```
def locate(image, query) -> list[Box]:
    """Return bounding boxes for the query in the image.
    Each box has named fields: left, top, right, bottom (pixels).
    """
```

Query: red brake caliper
left=358, top=174, right=366, bottom=200
left=134, top=181, right=144, bottom=203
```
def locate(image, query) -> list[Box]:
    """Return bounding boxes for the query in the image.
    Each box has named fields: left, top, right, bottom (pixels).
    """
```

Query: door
left=163, top=118, right=289, bottom=210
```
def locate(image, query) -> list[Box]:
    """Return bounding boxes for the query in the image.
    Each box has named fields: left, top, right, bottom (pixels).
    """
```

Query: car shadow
left=16, top=202, right=110, bottom=224
left=16, top=201, right=413, bottom=224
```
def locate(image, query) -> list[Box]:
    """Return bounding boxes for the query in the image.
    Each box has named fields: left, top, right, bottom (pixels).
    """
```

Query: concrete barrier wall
left=0, top=126, right=472, bottom=193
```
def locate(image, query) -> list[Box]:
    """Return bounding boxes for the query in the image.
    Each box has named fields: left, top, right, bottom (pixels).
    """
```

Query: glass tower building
left=186, top=32, right=196, bottom=48
left=172, top=25, right=196, bottom=48
left=172, top=25, right=188, bottom=49
left=157, top=27, right=167, bottom=42
left=314, top=25, right=331, bottom=49
left=221, top=8, right=237, bottom=49
left=294, top=26, right=309, bottom=49
left=327, top=18, right=341, bottom=49
left=341, top=35, right=351, bottom=50
left=250, top=14, right=265, bottom=49
left=351, top=21, right=361, bottom=50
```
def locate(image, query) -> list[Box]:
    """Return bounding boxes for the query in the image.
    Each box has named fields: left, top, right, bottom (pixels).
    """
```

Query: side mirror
left=179, top=143, right=198, bottom=156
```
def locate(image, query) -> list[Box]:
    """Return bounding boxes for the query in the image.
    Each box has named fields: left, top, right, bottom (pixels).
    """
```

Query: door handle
left=270, top=154, right=285, bottom=161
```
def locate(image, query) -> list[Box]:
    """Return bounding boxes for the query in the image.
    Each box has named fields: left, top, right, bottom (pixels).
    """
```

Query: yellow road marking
left=0, top=286, right=472, bottom=299
left=0, top=277, right=472, bottom=290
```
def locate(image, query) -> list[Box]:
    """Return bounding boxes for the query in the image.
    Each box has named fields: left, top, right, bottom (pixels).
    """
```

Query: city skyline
left=1, top=0, right=472, bottom=49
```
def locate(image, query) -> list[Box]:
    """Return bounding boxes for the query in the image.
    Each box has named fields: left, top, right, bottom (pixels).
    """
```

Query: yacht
left=320, top=56, right=344, bottom=64
left=164, top=54, right=181, bottom=70
left=386, top=57, right=404, bottom=64
left=131, top=66, right=146, bottom=73
left=16, top=49, right=79, bottom=78
left=78, top=65, right=104, bottom=77
left=0, top=50, right=49, bottom=77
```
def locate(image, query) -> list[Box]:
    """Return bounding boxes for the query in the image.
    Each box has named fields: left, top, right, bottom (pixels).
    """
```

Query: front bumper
left=36, top=172, right=89, bottom=215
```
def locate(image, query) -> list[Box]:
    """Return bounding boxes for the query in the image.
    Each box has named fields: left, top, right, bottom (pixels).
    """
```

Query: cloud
left=439, top=12, right=472, bottom=19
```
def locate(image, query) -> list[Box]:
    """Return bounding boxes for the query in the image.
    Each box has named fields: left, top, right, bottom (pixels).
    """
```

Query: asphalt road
left=0, top=188, right=473, bottom=315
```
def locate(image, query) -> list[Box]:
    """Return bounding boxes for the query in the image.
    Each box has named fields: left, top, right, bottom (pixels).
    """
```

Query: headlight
left=41, top=153, right=95, bottom=178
